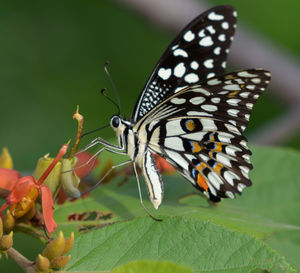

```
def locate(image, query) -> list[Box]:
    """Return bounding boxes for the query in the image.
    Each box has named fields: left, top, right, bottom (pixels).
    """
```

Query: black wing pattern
left=137, top=69, right=271, bottom=202
left=132, top=5, right=237, bottom=122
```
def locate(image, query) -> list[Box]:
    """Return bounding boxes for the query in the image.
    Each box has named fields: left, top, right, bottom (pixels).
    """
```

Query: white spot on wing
left=227, top=98, right=241, bottom=106
left=225, top=191, right=235, bottom=199
left=158, top=68, right=172, bottom=80
left=190, top=61, right=199, bottom=70
left=165, top=149, right=189, bottom=170
left=201, top=104, right=218, bottom=112
left=206, top=25, right=216, bottom=34
left=224, top=84, right=241, bottom=91
left=224, top=171, right=239, bottom=186
left=192, top=87, right=210, bottom=96
left=222, top=22, right=229, bottom=29
left=203, top=59, right=214, bottom=69
left=182, top=132, right=207, bottom=141
left=199, top=36, right=213, bottom=47
left=237, top=71, right=257, bottom=78
left=170, top=97, right=186, bottom=104
left=183, top=30, right=195, bottom=42
left=200, top=119, right=217, bottom=131
left=246, top=85, right=256, bottom=90
left=198, top=29, right=205, bottom=37
left=207, top=73, right=215, bottom=78
left=216, top=153, right=232, bottom=167
left=214, top=47, right=221, bottom=55
left=251, top=78, right=261, bottom=84
left=208, top=11, right=224, bottom=21
left=237, top=183, right=246, bottom=192
left=218, top=34, right=226, bottom=42
left=207, top=79, right=221, bottom=86
left=184, top=73, right=199, bottom=83
left=190, top=96, right=205, bottom=105
left=211, top=97, right=220, bottom=103
left=174, top=62, right=186, bottom=78
left=240, top=92, right=250, bottom=98
left=227, top=109, right=239, bottom=117
left=187, top=111, right=212, bottom=117
left=165, top=137, right=185, bottom=151
left=208, top=172, right=223, bottom=190
left=173, top=48, right=188, bottom=58
left=166, top=120, right=185, bottom=136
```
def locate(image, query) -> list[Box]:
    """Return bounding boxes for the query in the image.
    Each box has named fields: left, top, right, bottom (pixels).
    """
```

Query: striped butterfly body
left=89, top=5, right=271, bottom=209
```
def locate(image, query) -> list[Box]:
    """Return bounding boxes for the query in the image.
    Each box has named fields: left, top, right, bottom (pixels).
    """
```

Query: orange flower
left=0, top=144, right=68, bottom=234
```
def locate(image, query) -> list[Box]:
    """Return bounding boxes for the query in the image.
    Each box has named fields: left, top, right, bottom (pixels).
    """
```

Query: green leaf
left=111, top=260, right=194, bottom=273
left=54, top=146, right=300, bottom=271
left=65, top=216, right=293, bottom=273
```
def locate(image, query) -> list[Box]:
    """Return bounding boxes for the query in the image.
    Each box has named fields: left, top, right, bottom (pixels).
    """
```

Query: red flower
left=0, top=144, right=68, bottom=234
left=74, top=151, right=99, bottom=179
left=0, top=168, right=21, bottom=194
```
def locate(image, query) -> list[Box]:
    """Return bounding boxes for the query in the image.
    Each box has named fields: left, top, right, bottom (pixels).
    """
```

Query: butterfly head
left=110, top=115, right=121, bottom=129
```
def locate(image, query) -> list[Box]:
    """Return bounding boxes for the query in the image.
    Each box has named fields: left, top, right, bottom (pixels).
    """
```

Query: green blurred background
left=0, top=0, right=300, bottom=271
left=1, top=0, right=300, bottom=172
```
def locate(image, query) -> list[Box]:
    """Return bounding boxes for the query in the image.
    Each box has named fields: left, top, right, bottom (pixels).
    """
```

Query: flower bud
left=3, top=210, right=15, bottom=233
left=33, top=155, right=62, bottom=195
left=35, top=254, right=50, bottom=272
left=50, top=255, right=71, bottom=269
left=0, top=231, right=13, bottom=251
left=62, top=232, right=74, bottom=255
left=61, top=159, right=80, bottom=198
left=0, top=147, right=13, bottom=169
left=42, top=231, right=65, bottom=261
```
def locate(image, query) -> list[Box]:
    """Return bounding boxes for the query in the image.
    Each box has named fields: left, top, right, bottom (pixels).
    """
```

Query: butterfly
left=86, top=5, right=271, bottom=210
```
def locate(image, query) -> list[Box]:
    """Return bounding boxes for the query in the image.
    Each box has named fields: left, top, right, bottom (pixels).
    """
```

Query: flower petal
left=0, top=168, right=21, bottom=193
left=7, top=176, right=35, bottom=204
left=40, top=185, right=57, bottom=234
left=74, top=152, right=99, bottom=178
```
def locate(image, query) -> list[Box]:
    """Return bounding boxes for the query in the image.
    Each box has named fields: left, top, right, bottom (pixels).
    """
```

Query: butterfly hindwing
left=132, top=5, right=237, bottom=122
left=142, top=69, right=270, bottom=201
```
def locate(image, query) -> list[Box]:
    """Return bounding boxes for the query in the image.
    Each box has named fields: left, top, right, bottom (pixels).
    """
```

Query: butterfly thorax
left=110, top=115, right=146, bottom=165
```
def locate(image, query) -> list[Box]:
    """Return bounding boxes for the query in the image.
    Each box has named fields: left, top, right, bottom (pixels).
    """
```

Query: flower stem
left=7, top=247, right=35, bottom=273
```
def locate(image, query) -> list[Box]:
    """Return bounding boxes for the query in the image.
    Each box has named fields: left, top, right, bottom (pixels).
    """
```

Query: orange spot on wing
left=214, top=162, right=223, bottom=174
left=186, top=120, right=195, bottom=131
left=196, top=162, right=207, bottom=172
left=228, top=91, right=239, bottom=98
left=225, top=75, right=235, bottom=80
left=191, top=142, right=202, bottom=153
left=197, top=174, right=208, bottom=191
left=214, top=143, right=223, bottom=152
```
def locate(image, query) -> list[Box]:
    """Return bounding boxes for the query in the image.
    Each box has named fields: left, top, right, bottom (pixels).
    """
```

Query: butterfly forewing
left=141, top=69, right=271, bottom=202
left=132, top=5, right=237, bottom=122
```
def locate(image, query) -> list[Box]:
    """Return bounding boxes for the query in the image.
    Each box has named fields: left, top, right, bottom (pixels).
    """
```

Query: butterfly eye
left=111, top=116, right=120, bottom=128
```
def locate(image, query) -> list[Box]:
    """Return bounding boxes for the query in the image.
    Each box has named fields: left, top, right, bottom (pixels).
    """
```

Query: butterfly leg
left=80, top=136, right=125, bottom=152
left=75, top=146, right=128, bottom=174
left=81, top=159, right=132, bottom=195
left=133, top=162, right=162, bottom=222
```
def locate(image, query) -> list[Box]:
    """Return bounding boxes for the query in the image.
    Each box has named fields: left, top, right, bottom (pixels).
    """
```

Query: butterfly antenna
left=104, top=61, right=121, bottom=113
left=101, top=88, right=120, bottom=115
left=81, top=124, right=110, bottom=138
left=133, top=163, right=162, bottom=222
